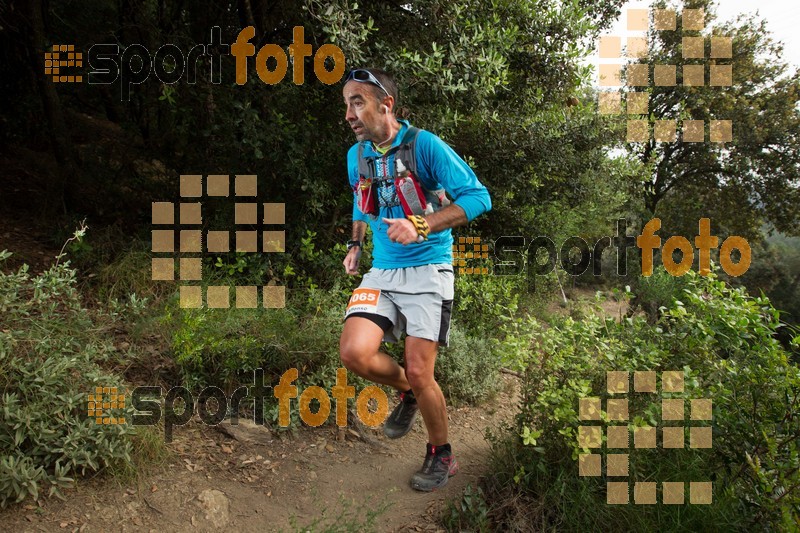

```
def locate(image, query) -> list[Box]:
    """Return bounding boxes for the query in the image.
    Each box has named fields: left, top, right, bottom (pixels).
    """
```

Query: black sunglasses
left=345, top=69, right=390, bottom=97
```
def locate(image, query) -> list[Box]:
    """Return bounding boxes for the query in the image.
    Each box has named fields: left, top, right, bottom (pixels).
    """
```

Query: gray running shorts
left=343, top=263, right=454, bottom=347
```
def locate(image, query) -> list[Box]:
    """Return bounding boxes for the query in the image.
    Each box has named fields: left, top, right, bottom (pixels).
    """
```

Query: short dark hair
left=363, top=68, right=398, bottom=107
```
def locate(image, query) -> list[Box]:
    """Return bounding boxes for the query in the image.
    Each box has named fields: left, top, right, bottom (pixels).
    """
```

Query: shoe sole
left=410, top=459, right=459, bottom=492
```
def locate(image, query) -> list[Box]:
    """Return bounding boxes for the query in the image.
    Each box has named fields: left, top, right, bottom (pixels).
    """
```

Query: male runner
left=339, top=68, right=491, bottom=491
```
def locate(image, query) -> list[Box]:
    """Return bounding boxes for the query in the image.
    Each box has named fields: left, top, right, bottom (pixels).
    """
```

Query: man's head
left=343, top=68, right=399, bottom=143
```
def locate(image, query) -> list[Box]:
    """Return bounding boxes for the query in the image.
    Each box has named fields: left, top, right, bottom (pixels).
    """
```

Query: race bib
left=345, top=288, right=381, bottom=315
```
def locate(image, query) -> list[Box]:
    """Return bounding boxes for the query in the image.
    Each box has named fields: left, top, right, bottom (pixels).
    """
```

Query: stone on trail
left=215, top=419, right=272, bottom=445
left=195, top=489, right=230, bottom=528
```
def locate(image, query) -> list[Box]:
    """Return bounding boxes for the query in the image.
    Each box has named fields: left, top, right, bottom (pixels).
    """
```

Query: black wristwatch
left=347, top=240, right=362, bottom=251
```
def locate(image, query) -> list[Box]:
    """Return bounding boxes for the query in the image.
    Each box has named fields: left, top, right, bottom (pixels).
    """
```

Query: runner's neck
left=373, top=121, right=405, bottom=154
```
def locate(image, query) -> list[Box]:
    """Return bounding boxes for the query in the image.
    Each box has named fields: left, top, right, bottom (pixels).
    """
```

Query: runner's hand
left=343, top=247, right=361, bottom=275
left=382, top=217, right=421, bottom=245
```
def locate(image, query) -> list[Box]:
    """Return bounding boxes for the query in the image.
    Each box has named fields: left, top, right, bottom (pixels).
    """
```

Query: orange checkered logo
left=45, top=44, right=83, bottom=83
left=598, top=6, right=733, bottom=143
left=88, top=386, right=126, bottom=425
left=452, top=236, right=490, bottom=275
left=152, top=175, right=286, bottom=309
left=578, top=370, right=713, bottom=505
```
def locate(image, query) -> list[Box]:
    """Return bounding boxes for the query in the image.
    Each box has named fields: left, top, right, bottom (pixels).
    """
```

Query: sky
left=591, top=0, right=799, bottom=78
left=712, top=0, right=799, bottom=65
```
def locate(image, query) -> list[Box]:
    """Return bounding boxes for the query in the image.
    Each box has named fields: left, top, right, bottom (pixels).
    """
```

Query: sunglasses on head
left=345, top=69, right=390, bottom=98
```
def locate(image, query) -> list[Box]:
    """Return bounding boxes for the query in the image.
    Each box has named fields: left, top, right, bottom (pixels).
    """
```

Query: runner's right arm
left=343, top=218, right=367, bottom=275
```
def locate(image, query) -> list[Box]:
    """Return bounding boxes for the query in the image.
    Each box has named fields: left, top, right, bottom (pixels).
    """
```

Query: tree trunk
left=645, top=189, right=659, bottom=217
left=25, top=0, right=77, bottom=216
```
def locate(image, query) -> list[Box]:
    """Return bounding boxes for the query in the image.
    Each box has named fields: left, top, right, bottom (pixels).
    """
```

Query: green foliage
left=629, top=266, right=688, bottom=323
left=443, top=484, right=490, bottom=532
left=0, top=251, right=136, bottom=507
left=624, top=0, right=800, bottom=237
left=165, top=282, right=383, bottom=431
left=454, top=271, right=521, bottom=337
left=166, top=284, right=347, bottom=390
left=481, top=269, right=800, bottom=530
left=437, top=325, right=502, bottom=406
left=95, top=242, right=174, bottom=304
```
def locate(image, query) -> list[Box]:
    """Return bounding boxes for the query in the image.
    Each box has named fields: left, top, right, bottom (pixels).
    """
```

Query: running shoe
left=410, top=443, right=459, bottom=492
left=383, top=390, right=418, bottom=439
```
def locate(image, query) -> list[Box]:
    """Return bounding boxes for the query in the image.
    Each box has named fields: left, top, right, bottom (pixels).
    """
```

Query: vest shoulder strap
left=357, top=126, right=422, bottom=179
left=397, top=127, right=420, bottom=176
left=356, top=142, right=372, bottom=179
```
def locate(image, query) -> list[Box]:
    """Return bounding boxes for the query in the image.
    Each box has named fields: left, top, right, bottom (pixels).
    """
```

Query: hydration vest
left=354, top=126, right=451, bottom=219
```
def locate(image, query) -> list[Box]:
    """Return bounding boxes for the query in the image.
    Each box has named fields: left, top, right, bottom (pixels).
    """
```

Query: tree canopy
left=621, top=0, right=800, bottom=240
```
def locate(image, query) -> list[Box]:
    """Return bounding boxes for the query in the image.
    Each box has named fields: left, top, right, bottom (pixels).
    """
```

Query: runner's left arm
left=415, top=132, right=491, bottom=233
left=421, top=203, right=468, bottom=233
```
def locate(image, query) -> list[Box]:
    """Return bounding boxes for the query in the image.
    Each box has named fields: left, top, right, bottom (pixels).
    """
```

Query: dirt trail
left=1, top=376, right=518, bottom=532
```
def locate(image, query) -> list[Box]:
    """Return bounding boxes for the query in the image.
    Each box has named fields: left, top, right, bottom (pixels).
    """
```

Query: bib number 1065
left=346, top=288, right=380, bottom=311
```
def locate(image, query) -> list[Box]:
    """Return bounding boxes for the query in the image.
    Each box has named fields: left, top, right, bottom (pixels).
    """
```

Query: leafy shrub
left=0, top=251, right=136, bottom=507
left=443, top=484, right=490, bottom=532
left=437, top=325, right=502, bottom=406
left=166, top=283, right=350, bottom=390
left=454, top=271, right=522, bottom=337
left=164, top=281, right=388, bottom=433
left=628, top=266, right=687, bottom=323
left=479, top=269, right=800, bottom=531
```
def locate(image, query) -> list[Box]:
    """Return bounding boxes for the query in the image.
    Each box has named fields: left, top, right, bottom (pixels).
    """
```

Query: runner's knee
left=340, top=316, right=385, bottom=371
left=405, top=365, right=434, bottom=390
left=339, top=332, right=376, bottom=372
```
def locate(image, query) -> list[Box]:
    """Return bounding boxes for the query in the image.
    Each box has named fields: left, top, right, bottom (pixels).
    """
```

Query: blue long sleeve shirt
left=347, top=120, right=492, bottom=269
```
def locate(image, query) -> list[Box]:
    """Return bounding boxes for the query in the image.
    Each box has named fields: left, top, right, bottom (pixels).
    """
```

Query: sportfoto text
left=127, top=368, right=388, bottom=442
left=492, top=218, right=750, bottom=278
left=86, top=26, right=344, bottom=100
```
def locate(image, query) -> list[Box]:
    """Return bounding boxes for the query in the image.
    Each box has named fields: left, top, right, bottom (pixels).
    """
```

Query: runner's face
left=343, top=80, right=388, bottom=143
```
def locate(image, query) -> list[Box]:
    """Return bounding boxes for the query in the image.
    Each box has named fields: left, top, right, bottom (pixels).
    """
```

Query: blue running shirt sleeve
left=413, top=130, right=492, bottom=223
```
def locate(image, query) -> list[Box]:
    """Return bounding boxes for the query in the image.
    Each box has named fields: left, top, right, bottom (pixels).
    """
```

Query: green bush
left=454, top=271, right=522, bottom=337
left=443, top=484, right=490, bottom=532
left=437, top=325, right=502, bottom=406
left=166, top=283, right=350, bottom=389
left=0, top=251, right=136, bottom=507
left=475, top=269, right=800, bottom=531
left=628, top=266, right=687, bottom=323
left=164, top=282, right=386, bottom=431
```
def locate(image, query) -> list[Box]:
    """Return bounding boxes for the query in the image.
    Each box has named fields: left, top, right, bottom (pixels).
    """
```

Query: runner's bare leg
left=339, top=317, right=411, bottom=392
left=403, top=336, right=447, bottom=445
